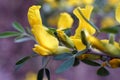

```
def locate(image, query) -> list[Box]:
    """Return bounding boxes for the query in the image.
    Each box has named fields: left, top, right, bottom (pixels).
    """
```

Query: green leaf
left=73, top=58, right=80, bottom=67
left=45, top=68, right=50, bottom=80
left=77, top=9, right=100, bottom=33
left=100, top=25, right=120, bottom=34
left=15, top=56, right=31, bottom=71
left=0, top=31, right=20, bottom=38
left=15, top=54, right=38, bottom=71
left=15, top=63, right=25, bottom=71
left=12, top=22, right=25, bottom=32
left=53, top=53, right=73, bottom=60
left=56, top=57, right=75, bottom=73
left=14, top=36, right=32, bottom=43
left=82, top=59, right=100, bottom=66
left=37, top=68, right=44, bottom=80
left=97, top=67, right=109, bottom=76
left=16, top=56, right=31, bottom=65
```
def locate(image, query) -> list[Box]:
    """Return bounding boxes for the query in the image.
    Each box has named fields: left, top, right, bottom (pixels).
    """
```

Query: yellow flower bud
left=109, top=59, right=120, bottom=68
left=57, top=30, right=74, bottom=48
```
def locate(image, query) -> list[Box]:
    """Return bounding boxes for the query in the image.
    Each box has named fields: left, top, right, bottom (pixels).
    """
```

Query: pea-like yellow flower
left=44, top=0, right=58, bottom=8
left=115, top=2, right=120, bottom=23
left=71, top=5, right=95, bottom=50
left=66, top=0, right=82, bottom=6
left=101, top=17, right=116, bottom=28
left=57, top=12, right=73, bottom=30
left=28, top=5, right=71, bottom=56
left=107, top=0, right=119, bottom=6
left=82, top=0, right=94, bottom=5
left=25, top=72, right=37, bottom=80
left=109, top=59, right=120, bottom=68
left=73, top=5, right=95, bottom=38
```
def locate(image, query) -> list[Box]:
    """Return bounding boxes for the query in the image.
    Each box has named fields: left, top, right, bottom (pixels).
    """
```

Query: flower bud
left=57, top=30, right=74, bottom=48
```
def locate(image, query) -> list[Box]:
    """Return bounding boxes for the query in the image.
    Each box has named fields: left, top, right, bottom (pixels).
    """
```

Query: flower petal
left=116, top=2, right=120, bottom=23
left=55, top=46, right=71, bottom=54
left=58, top=12, right=73, bottom=30
left=33, top=44, right=52, bottom=56
left=28, top=5, right=42, bottom=27
left=28, top=5, right=59, bottom=53
left=70, top=38, right=86, bottom=50
left=73, top=5, right=95, bottom=38
left=109, top=59, right=120, bottom=68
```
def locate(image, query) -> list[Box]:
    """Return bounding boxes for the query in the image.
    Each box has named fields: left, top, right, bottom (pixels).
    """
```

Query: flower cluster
left=26, top=3, right=120, bottom=78
left=0, top=1, right=120, bottom=80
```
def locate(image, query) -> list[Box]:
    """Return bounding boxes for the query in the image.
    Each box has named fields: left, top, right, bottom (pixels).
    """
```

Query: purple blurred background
left=0, top=0, right=120, bottom=80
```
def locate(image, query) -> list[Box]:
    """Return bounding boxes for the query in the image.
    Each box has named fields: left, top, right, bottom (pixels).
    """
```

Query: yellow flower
left=107, top=0, right=119, bottom=6
left=82, top=0, right=95, bottom=5
left=101, top=17, right=116, bottom=28
left=70, top=37, right=86, bottom=50
left=70, top=5, right=95, bottom=50
left=28, top=5, right=71, bottom=56
left=115, top=2, right=120, bottom=23
left=109, top=59, right=120, bottom=68
left=66, top=0, right=82, bottom=6
left=47, top=15, right=59, bottom=26
left=25, top=72, right=37, bottom=80
left=57, top=12, right=73, bottom=30
left=73, top=5, right=95, bottom=38
left=44, top=0, right=58, bottom=8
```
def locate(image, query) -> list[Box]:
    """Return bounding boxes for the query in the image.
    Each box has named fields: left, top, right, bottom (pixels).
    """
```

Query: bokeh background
left=0, top=0, right=120, bottom=80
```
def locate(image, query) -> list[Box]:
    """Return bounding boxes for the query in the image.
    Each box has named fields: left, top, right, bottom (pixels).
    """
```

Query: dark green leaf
left=14, top=36, right=32, bottom=43
left=12, top=22, right=25, bottom=32
left=15, top=54, right=37, bottom=71
left=97, top=67, right=109, bottom=76
left=16, top=56, right=31, bottom=65
left=100, top=26, right=120, bottom=34
left=82, top=59, right=100, bottom=66
left=77, top=9, right=100, bottom=33
left=53, top=53, right=73, bottom=60
left=15, top=63, right=24, bottom=71
left=56, top=57, right=75, bottom=73
left=37, top=68, right=44, bottom=80
left=45, top=68, right=50, bottom=80
left=73, top=58, right=80, bottom=67
left=0, top=31, right=20, bottom=38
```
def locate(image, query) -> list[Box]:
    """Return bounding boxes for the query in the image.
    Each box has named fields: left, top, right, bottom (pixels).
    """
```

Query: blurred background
left=0, top=0, right=120, bottom=80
